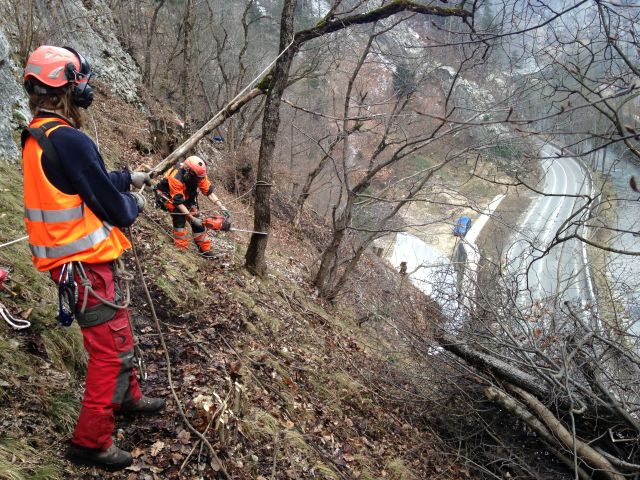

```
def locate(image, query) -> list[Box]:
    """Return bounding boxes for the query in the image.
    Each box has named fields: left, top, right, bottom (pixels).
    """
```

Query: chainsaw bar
left=230, top=228, right=268, bottom=235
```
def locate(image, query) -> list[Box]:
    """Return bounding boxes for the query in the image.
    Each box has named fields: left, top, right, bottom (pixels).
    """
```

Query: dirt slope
left=0, top=82, right=470, bottom=480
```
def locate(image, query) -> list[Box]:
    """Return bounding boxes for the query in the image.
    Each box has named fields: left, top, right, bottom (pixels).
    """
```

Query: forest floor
left=0, top=84, right=474, bottom=479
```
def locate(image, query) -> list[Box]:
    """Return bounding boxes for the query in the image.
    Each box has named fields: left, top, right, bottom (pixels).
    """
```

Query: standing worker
left=155, top=156, right=230, bottom=257
left=21, top=45, right=164, bottom=471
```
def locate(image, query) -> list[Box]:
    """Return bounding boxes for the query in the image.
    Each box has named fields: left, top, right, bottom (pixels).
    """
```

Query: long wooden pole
left=149, top=87, right=263, bottom=177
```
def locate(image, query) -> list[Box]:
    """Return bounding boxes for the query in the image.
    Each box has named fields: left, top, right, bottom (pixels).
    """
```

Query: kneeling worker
left=156, top=156, right=229, bottom=257
left=21, top=45, right=164, bottom=470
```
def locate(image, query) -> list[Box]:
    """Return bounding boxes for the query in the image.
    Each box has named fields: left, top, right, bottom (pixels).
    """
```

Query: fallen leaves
left=150, top=440, right=165, bottom=457
left=131, top=447, right=144, bottom=458
left=177, top=428, right=191, bottom=444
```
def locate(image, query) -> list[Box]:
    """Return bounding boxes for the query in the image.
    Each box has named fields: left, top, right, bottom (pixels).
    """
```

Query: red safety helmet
left=183, top=156, right=207, bottom=178
left=24, top=45, right=94, bottom=108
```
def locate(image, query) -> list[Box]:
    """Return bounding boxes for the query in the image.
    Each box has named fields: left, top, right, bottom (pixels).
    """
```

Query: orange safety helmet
left=183, top=156, right=207, bottom=178
left=24, top=45, right=94, bottom=108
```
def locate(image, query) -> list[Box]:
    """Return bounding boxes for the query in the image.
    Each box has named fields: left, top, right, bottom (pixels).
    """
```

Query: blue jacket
left=37, top=114, right=139, bottom=228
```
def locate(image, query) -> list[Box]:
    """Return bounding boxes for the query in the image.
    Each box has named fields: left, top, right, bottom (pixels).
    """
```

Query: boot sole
left=66, top=452, right=133, bottom=471
left=118, top=399, right=166, bottom=416
left=117, top=408, right=164, bottom=416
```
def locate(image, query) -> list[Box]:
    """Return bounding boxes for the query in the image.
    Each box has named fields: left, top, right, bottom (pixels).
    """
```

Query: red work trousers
left=51, top=261, right=142, bottom=450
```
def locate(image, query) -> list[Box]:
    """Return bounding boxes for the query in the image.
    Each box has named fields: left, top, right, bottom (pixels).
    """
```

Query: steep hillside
left=0, top=90, right=466, bottom=479
left=0, top=27, right=469, bottom=480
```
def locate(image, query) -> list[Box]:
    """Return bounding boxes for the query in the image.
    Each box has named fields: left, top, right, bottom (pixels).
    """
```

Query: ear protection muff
left=62, top=46, right=94, bottom=109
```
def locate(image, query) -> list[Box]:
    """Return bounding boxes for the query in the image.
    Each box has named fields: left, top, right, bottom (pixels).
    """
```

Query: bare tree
left=143, top=0, right=166, bottom=88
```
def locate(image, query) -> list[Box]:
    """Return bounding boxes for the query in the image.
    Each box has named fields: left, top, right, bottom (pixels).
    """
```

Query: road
left=506, top=145, right=594, bottom=307
left=389, top=145, right=595, bottom=317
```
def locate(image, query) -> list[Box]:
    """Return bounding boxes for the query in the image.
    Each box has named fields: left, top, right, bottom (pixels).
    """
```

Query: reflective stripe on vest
left=22, top=117, right=131, bottom=271
left=29, top=223, right=114, bottom=259
left=24, top=204, right=84, bottom=223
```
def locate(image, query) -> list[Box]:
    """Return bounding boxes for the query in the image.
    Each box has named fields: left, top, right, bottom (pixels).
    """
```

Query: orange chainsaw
left=202, top=215, right=267, bottom=235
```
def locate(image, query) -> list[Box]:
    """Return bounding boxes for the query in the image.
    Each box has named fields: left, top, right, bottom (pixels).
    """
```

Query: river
left=389, top=232, right=461, bottom=319
left=597, top=149, right=640, bottom=323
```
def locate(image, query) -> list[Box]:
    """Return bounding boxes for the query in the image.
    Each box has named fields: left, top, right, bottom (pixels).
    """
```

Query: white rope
left=0, top=302, right=31, bottom=330
left=0, top=236, right=31, bottom=329
left=222, top=37, right=296, bottom=114
left=0, top=235, right=28, bottom=249
left=139, top=37, right=297, bottom=194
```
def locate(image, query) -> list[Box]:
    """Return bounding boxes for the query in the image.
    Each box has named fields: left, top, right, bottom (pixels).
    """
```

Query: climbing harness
left=57, top=262, right=77, bottom=326
left=74, top=259, right=132, bottom=315
left=54, top=258, right=147, bottom=380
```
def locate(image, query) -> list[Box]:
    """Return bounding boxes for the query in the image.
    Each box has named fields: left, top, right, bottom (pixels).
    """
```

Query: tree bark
left=244, top=0, right=299, bottom=276
left=182, top=0, right=193, bottom=136
left=508, top=385, right=625, bottom=480
left=438, top=333, right=553, bottom=400
left=294, top=1, right=471, bottom=44
left=143, top=0, right=166, bottom=88
left=485, top=386, right=593, bottom=480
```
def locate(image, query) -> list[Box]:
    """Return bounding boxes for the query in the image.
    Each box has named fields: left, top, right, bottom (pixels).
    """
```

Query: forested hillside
left=2, top=1, right=640, bottom=479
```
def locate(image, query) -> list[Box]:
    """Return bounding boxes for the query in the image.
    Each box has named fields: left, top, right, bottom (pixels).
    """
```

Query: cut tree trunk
left=508, top=384, right=625, bottom=480
left=485, top=386, right=593, bottom=480
left=149, top=87, right=263, bottom=177
left=437, top=334, right=553, bottom=400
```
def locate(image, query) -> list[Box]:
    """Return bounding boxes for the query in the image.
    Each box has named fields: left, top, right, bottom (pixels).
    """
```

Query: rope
left=74, top=259, right=132, bottom=314
left=139, top=37, right=297, bottom=187
left=213, top=38, right=296, bottom=124
left=0, top=302, right=30, bottom=330
left=0, top=235, right=28, bottom=249
left=129, top=228, right=231, bottom=479
left=0, top=236, right=30, bottom=329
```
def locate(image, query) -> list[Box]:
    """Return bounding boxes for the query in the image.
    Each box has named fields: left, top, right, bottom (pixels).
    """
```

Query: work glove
left=131, top=192, right=146, bottom=212
left=130, top=171, right=153, bottom=189
left=190, top=217, right=203, bottom=229
left=221, top=208, right=230, bottom=219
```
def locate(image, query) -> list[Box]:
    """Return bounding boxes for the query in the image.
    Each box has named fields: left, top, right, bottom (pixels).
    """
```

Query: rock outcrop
left=0, top=0, right=142, bottom=161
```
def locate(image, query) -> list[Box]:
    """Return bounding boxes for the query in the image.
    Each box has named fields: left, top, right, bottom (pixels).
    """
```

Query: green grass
left=0, top=337, right=34, bottom=380
left=46, top=392, right=80, bottom=434
left=386, top=458, right=418, bottom=479
left=0, top=436, right=63, bottom=480
left=41, top=327, right=86, bottom=379
left=405, top=155, right=433, bottom=173
left=490, top=142, right=522, bottom=161
left=0, top=161, right=59, bottom=333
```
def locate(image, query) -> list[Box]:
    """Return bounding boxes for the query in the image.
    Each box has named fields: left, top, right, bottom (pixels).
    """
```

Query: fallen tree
left=435, top=313, right=640, bottom=480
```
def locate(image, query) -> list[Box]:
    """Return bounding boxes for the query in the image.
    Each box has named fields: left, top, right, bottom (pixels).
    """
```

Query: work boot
left=66, top=443, right=133, bottom=471
left=120, top=395, right=165, bottom=414
left=200, top=250, right=216, bottom=259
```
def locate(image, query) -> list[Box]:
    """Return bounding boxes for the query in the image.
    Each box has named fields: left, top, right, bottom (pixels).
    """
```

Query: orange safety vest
left=22, top=117, right=131, bottom=272
left=156, top=166, right=212, bottom=212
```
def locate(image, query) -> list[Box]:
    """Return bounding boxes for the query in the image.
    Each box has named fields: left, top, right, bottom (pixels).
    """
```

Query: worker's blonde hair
left=28, top=87, right=83, bottom=128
